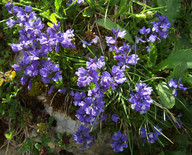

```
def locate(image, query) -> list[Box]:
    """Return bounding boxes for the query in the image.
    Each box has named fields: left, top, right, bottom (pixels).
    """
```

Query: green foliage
left=55, top=0, right=62, bottom=12
left=170, top=62, right=188, bottom=81
left=166, top=0, right=181, bottom=24
left=147, top=43, right=157, bottom=67
left=154, top=49, right=192, bottom=71
left=156, top=82, right=175, bottom=109
left=1, top=0, right=192, bottom=154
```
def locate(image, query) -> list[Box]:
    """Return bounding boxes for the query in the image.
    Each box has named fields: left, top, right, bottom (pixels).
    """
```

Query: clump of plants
left=1, top=0, right=192, bottom=154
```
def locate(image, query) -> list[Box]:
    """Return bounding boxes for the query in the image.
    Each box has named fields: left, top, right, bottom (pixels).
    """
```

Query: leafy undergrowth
left=0, top=0, right=192, bottom=154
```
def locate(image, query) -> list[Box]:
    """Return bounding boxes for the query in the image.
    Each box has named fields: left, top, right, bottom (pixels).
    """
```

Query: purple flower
left=168, top=79, right=177, bottom=88
left=75, top=67, right=98, bottom=87
left=139, top=26, right=151, bottom=35
left=154, top=125, right=162, bottom=136
left=129, top=82, right=153, bottom=114
left=28, top=80, right=32, bottom=90
left=5, top=2, right=13, bottom=14
left=21, top=76, right=27, bottom=86
left=112, top=114, right=119, bottom=122
left=97, top=56, right=105, bottom=69
left=10, top=44, right=23, bottom=52
left=86, top=57, right=98, bottom=70
left=113, top=44, right=139, bottom=69
left=140, top=127, right=147, bottom=138
left=168, top=78, right=187, bottom=97
left=48, top=85, right=54, bottom=94
left=112, top=28, right=126, bottom=38
left=105, top=36, right=116, bottom=44
left=148, top=33, right=158, bottom=43
left=82, top=35, right=99, bottom=48
left=136, top=37, right=146, bottom=44
left=110, top=131, right=128, bottom=153
left=146, top=46, right=153, bottom=52
left=178, top=78, right=187, bottom=91
left=73, top=89, right=105, bottom=125
left=6, top=3, right=74, bottom=94
left=111, top=65, right=126, bottom=88
left=140, top=125, right=162, bottom=145
left=100, top=71, right=113, bottom=91
left=148, top=132, right=157, bottom=143
left=151, top=14, right=171, bottom=40
left=6, top=19, right=15, bottom=28
left=73, top=125, right=94, bottom=149
left=25, top=5, right=32, bottom=12
left=58, top=88, right=67, bottom=93
left=12, top=64, right=22, bottom=71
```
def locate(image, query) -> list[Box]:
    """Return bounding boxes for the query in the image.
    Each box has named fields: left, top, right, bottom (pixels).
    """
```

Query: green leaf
left=147, top=43, right=157, bottom=67
left=157, top=0, right=166, bottom=13
left=154, top=49, right=192, bottom=71
left=57, top=133, right=63, bottom=139
left=186, top=76, right=192, bottom=87
left=35, top=143, right=42, bottom=151
left=40, top=10, right=50, bottom=20
left=50, top=13, right=57, bottom=23
left=170, top=62, right=188, bottom=80
left=22, top=142, right=31, bottom=153
left=58, top=140, right=63, bottom=147
left=166, top=0, right=181, bottom=24
left=156, top=82, right=175, bottom=109
left=48, top=116, right=54, bottom=126
left=41, top=134, right=51, bottom=143
left=47, top=22, right=53, bottom=27
left=90, top=82, right=96, bottom=89
left=55, top=0, right=62, bottom=12
left=109, top=0, right=120, bottom=9
left=5, top=131, right=13, bottom=140
left=97, top=18, right=134, bottom=43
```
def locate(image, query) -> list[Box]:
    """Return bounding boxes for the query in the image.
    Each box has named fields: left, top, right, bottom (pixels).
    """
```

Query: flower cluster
left=75, top=56, right=126, bottom=91
left=129, top=82, right=153, bottom=114
left=137, top=13, right=171, bottom=52
left=74, top=54, right=127, bottom=126
left=110, top=131, right=128, bottom=153
left=151, top=13, right=171, bottom=40
left=168, top=78, right=187, bottom=97
left=6, top=2, right=75, bottom=93
left=72, top=88, right=105, bottom=125
left=164, top=114, right=183, bottom=129
left=106, top=28, right=139, bottom=69
left=140, top=125, right=162, bottom=145
left=73, top=28, right=139, bottom=152
left=73, top=125, right=94, bottom=149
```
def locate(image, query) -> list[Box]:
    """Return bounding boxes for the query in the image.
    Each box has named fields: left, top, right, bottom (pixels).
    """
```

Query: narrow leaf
left=50, top=13, right=57, bottom=23
left=55, top=0, right=62, bottom=12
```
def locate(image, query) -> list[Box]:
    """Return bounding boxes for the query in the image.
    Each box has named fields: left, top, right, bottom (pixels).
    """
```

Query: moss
left=28, top=81, right=44, bottom=97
